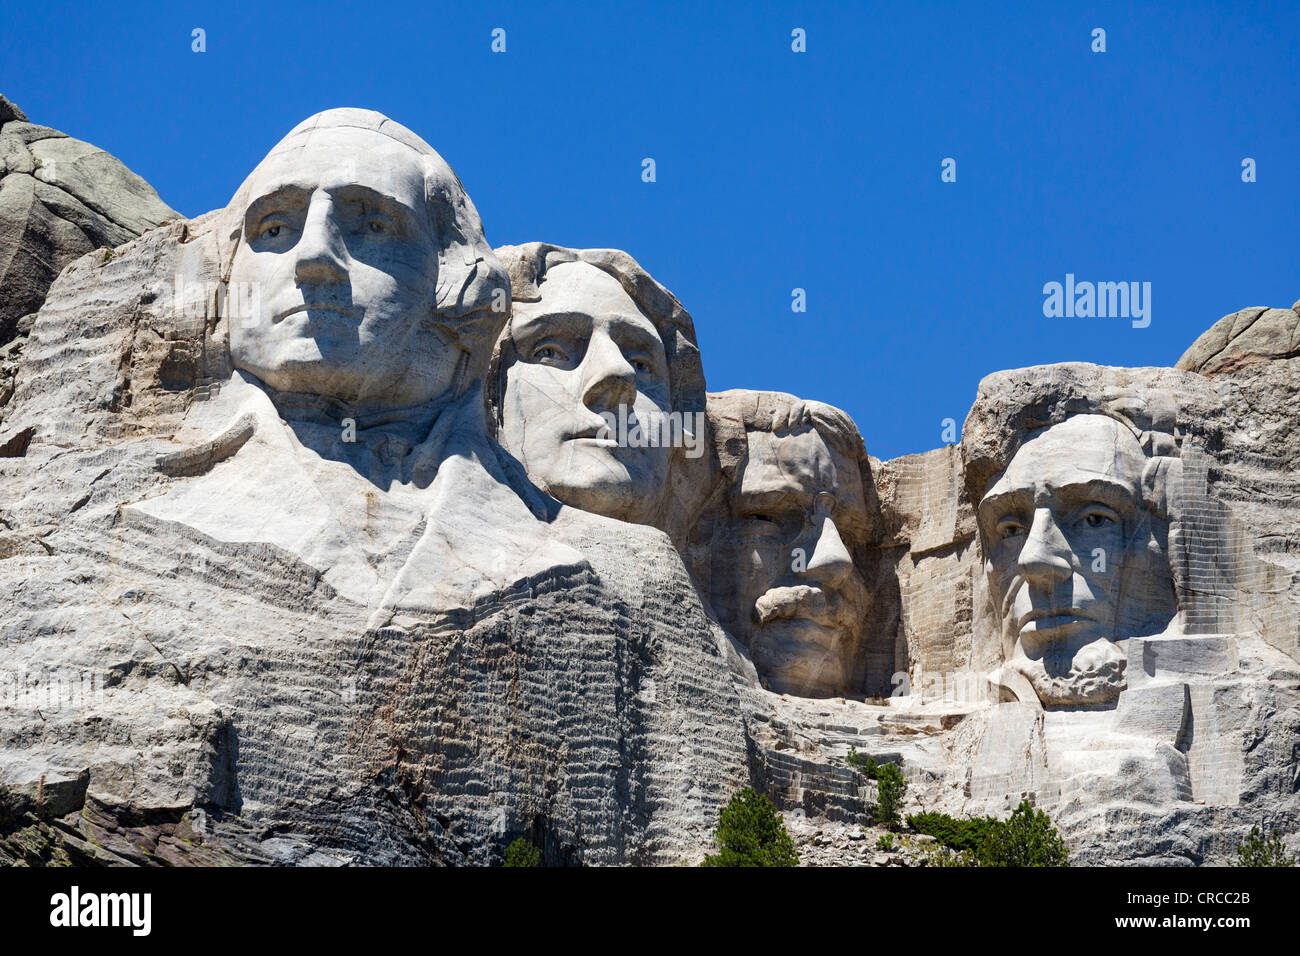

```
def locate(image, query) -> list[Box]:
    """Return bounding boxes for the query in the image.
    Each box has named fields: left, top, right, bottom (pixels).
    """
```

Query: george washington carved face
left=223, top=111, right=504, bottom=411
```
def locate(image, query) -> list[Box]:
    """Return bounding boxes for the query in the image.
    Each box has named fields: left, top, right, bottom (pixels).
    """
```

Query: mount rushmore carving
left=0, top=105, right=1296, bottom=865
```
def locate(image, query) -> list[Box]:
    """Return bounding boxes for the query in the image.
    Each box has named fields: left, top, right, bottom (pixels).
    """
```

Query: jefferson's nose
left=1017, top=507, right=1073, bottom=587
left=293, top=193, right=348, bottom=285
left=804, top=515, right=854, bottom=587
left=580, top=332, right=638, bottom=411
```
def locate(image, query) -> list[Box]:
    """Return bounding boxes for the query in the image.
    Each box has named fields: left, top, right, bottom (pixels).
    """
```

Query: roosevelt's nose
left=293, top=192, right=348, bottom=285
left=1017, top=507, right=1073, bottom=587
left=804, top=515, right=854, bottom=587
left=579, top=331, right=638, bottom=411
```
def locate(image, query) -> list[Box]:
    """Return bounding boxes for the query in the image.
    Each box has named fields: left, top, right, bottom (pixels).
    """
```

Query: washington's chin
left=543, top=475, right=662, bottom=525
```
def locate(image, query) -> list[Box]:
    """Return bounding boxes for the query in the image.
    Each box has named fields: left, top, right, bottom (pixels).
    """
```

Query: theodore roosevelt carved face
left=707, top=393, right=873, bottom=698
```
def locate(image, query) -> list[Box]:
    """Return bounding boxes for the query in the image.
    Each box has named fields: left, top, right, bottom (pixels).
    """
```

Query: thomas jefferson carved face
left=227, top=127, right=457, bottom=408
left=498, top=261, right=673, bottom=524
left=978, top=414, right=1152, bottom=704
left=714, top=422, right=871, bottom=698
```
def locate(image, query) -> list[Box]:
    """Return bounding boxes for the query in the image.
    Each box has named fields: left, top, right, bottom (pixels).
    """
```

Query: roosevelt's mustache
left=754, top=585, right=831, bottom=625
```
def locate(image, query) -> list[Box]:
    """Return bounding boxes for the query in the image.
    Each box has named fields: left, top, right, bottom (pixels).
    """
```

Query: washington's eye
left=631, top=359, right=650, bottom=373
left=257, top=221, right=286, bottom=240
left=265, top=225, right=281, bottom=238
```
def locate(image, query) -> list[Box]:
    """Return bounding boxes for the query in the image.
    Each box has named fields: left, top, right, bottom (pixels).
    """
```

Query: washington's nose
left=1017, top=507, right=1073, bottom=587
left=293, top=193, right=348, bottom=285
left=580, top=333, right=638, bottom=411
left=804, top=515, right=854, bottom=586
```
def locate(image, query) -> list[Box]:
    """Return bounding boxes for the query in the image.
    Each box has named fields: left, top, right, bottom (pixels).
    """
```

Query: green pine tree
left=701, top=787, right=799, bottom=867
left=1235, top=825, right=1297, bottom=867
left=979, top=800, right=1070, bottom=867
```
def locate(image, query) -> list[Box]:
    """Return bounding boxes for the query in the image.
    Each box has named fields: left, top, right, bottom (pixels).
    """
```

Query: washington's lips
left=272, top=303, right=361, bottom=323
left=563, top=420, right=619, bottom=446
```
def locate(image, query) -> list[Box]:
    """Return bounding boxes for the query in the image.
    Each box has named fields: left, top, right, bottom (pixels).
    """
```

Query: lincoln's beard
left=1011, top=637, right=1128, bottom=707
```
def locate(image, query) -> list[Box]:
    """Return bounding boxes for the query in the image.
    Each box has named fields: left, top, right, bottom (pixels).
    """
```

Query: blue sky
left=4, top=1, right=1296, bottom=457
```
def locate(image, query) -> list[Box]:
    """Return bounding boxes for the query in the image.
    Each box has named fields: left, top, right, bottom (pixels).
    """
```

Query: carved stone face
left=498, top=261, right=673, bottom=524
left=979, top=414, right=1149, bottom=703
left=227, top=127, right=456, bottom=408
left=717, top=425, right=870, bottom=697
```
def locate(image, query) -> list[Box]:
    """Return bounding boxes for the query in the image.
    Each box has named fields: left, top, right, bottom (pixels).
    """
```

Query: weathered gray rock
left=0, top=95, right=177, bottom=348
left=0, top=110, right=750, bottom=867
left=1177, top=304, right=1300, bottom=376
left=1, top=100, right=1296, bottom=868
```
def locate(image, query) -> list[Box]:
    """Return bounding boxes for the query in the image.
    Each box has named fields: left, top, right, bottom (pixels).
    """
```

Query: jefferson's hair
left=485, top=243, right=706, bottom=429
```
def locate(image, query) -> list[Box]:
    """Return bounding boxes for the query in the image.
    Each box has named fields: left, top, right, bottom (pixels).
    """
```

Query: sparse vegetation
left=1235, top=825, right=1297, bottom=867
left=701, top=787, right=799, bottom=867
left=907, top=801, right=1069, bottom=867
left=907, top=810, right=1001, bottom=854
left=503, top=837, right=541, bottom=867
left=875, top=832, right=894, bottom=851
left=847, top=746, right=907, bottom=829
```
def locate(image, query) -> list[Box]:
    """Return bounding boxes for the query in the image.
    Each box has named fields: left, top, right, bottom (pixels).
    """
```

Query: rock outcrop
left=0, top=103, right=1296, bottom=867
left=0, top=94, right=178, bottom=350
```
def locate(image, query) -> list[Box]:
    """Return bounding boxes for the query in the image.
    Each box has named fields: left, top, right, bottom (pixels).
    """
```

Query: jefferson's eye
left=532, top=344, right=568, bottom=365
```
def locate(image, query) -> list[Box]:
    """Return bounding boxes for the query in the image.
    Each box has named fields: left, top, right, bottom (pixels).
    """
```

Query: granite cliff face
left=0, top=104, right=1296, bottom=866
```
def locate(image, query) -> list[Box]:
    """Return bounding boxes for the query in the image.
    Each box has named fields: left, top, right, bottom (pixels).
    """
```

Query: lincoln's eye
left=1077, top=506, right=1120, bottom=529
left=264, top=225, right=281, bottom=238
left=997, top=520, right=1026, bottom=540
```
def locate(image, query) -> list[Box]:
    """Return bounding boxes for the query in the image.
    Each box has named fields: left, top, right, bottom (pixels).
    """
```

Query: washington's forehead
left=246, top=130, right=436, bottom=209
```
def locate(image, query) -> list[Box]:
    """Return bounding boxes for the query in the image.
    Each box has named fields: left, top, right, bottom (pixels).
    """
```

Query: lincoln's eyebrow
left=604, top=313, right=664, bottom=350
left=977, top=488, right=1032, bottom=526
left=733, top=489, right=811, bottom=515
left=1050, top=478, right=1138, bottom=512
